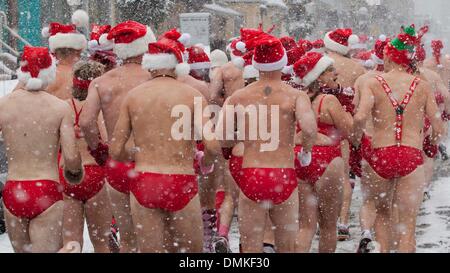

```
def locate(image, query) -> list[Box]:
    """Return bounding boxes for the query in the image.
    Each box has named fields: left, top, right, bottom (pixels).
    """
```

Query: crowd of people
left=0, top=9, right=449, bottom=253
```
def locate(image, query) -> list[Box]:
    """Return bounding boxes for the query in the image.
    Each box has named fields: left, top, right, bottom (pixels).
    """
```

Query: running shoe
left=213, top=236, right=232, bottom=253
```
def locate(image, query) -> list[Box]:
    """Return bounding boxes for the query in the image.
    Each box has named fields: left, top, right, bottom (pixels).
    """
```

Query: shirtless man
left=80, top=21, right=156, bottom=253
left=354, top=34, right=444, bottom=253
left=323, top=28, right=366, bottom=240
left=1, top=46, right=83, bottom=253
left=218, top=35, right=317, bottom=253
left=178, top=45, right=211, bottom=101
left=43, top=10, right=89, bottom=100
left=353, top=35, right=389, bottom=252
left=111, top=30, right=219, bottom=253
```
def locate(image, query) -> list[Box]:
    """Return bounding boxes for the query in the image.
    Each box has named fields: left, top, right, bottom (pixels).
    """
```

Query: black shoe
left=213, top=236, right=232, bottom=253
left=263, top=243, right=276, bottom=253
left=357, top=238, right=373, bottom=253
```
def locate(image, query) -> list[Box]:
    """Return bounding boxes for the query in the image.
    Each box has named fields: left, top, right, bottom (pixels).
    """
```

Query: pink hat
left=324, top=28, right=359, bottom=55
left=142, top=29, right=191, bottom=76
left=17, top=46, right=56, bottom=90
left=105, top=21, right=156, bottom=60
left=293, top=52, right=334, bottom=87
left=252, top=35, right=288, bottom=72
left=187, top=45, right=211, bottom=70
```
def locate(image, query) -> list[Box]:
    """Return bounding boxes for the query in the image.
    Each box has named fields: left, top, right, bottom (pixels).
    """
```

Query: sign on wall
left=180, top=13, right=210, bottom=49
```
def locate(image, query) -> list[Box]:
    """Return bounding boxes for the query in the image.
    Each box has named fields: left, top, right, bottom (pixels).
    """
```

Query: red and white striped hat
left=293, top=52, right=334, bottom=87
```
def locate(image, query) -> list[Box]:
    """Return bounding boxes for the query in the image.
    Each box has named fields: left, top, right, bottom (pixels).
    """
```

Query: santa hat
left=252, top=35, right=288, bottom=72
left=311, top=39, right=325, bottom=53
left=385, top=25, right=417, bottom=68
left=353, top=50, right=375, bottom=69
left=299, top=39, right=313, bottom=52
left=432, top=40, right=444, bottom=68
left=242, top=51, right=259, bottom=80
left=90, top=50, right=117, bottom=70
left=324, top=28, right=359, bottom=55
left=187, top=45, right=211, bottom=70
left=210, top=49, right=228, bottom=68
left=293, top=52, right=334, bottom=87
left=17, top=46, right=56, bottom=91
left=371, top=35, right=388, bottom=65
left=105, top=21, right=156, bottom=60
left=280, top=36, right=298, bottom=51
left=282, top=45, right=306, bottom=77
left=142, top=28, right=191, bottom=76
left=88, top=24, right=113, bottom=52
left=350, top=34, right=369, bottom=50
left=227, top=37, right=245, bottom=61
left=41, top=10, right=89, bottom=53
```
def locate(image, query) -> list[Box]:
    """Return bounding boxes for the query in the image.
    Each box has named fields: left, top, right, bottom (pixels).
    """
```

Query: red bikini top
left=297, top=95, right=341, bottom=141
left=375, top=76, right=420, bottom=144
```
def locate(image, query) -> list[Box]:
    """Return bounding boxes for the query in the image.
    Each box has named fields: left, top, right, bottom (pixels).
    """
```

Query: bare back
left=177, top=75, right=210, bottom=101
left=95, top=64, right=151, bottom=138
left=354, top=70, right=382, bottom=136
left=0, top=90, right=70, bottom=181
left=210, top=62, right=245, bottom=106
left=328, top=52, right=366, bottom=88
left=424, top=56, right=450, bottom=88
left=419, top=67, right=449, bottom=112
left=46, top=65, right=73, bottom=100
left=229, top=81, right=299, bottom=169
left=124, top=78, right=204, bottom=175
left=366, top=73, right=429, bottom=149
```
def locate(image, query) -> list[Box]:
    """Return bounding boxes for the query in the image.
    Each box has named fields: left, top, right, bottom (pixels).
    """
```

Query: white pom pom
left=379, top=34, right=387, bottom=42
left=88, top=39, right=99, bottom=50
left=178, top=33, right=191, bottom=47
left=232, top=57, right=245, bottom=69
left=438, top=64, right=444, bottom=69
left=236, top=41, right=247, bottom=53
left=281, top=65, right=293, bottom=75
left=26, top=78, right=43, bottom=91
left=348, top=34, right=360, bottom=45
left=364, top=59, right=375, bottom=69
left=41, top=27, right=50, bottom=38
left=99, top=34, right=112, bottom=46
left=175, top=63, right=191, bottom=76
left=71, top=10, right=89, bottom=28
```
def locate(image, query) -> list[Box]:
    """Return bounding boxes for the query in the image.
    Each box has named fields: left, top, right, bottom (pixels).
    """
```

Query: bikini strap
left=71, top=98, right=83, bottom=127
left=317, top=95, right=328, bottom=123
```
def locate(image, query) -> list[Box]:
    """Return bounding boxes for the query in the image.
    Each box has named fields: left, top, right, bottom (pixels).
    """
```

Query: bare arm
left=80, top=80, right=102, bottom=149
left=327, top=95, right=354, bottom=139
left=110, top=95, right=132, bottom=162
left=215, top=96, right=237, bottom=148
left=296, top=92, right=317, bottom=152
left=353, top=79, right=375, bottom=145
left=197, top=96, right=221, bottom=162
left=60, top=104, right=83, bottom=183
left=424, top=82, right=445, bottom=144
left=209, top=68, right=225, bottom=106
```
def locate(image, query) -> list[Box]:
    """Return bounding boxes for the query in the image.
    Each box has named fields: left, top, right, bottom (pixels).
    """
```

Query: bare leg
left=3, top=205, right=31, bottom=253
left=218, top=165, right=238, bottom=237
left=316, top=158, right=345, bottom=253
left=359, top=162, right=376, bottom=234
left=363, top=165, right=395, bottom=253
left=238, top=193, right=267, bottom=253
left=168, top=195, right=203, bottom=253
left=296, top=183, right=318, bottom=253
left=106, top=184, right=136, bottom=253
left=129, top=194, right=166, bottom=253
left=29, top=201, right=64, bottom=253
left=422, top=156, right=434, bottom=194
left=85, top=185, right=113, bottom=253
left=394, top=166, right=426, bottom=253
left=61, top=195, right=84, bottom=251
left=269, top=188, right=299, bottom=253
left=339, top=140, right=352, bottom=228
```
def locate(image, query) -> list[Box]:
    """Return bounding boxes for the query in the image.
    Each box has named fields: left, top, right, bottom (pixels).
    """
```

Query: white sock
left=361, top=230, right=372, bottom=240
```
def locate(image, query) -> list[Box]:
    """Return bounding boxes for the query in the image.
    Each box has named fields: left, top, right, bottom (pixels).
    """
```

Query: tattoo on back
left=264, top=86, right=272, bottom=96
